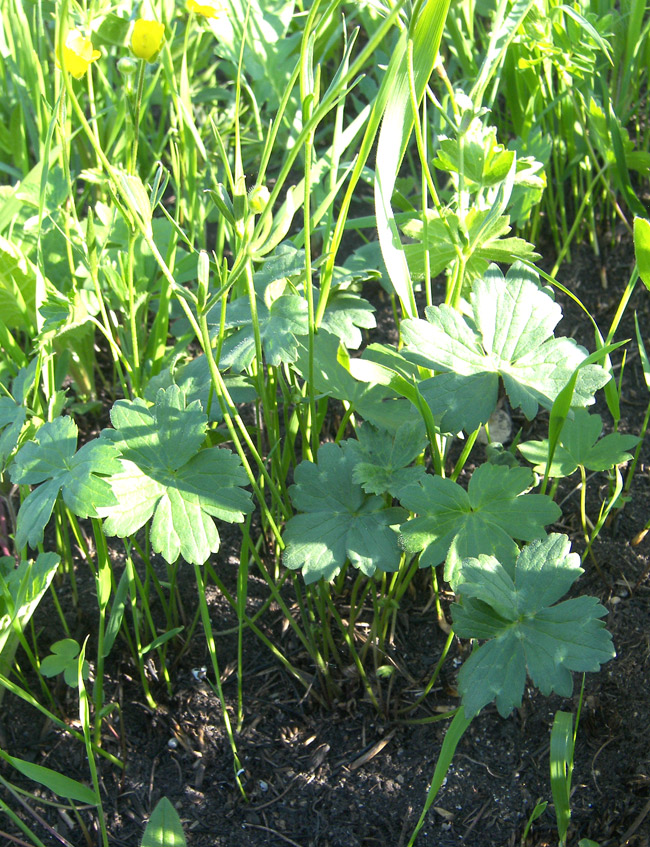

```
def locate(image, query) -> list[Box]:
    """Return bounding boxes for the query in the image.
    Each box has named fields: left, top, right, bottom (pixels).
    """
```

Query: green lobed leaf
left=11, top=417, right=121, bottom=550
left=518, top=408, right=639, bottom=477
left=40, top=638, right=90, bottom=688
left=282, top=442, right=407, bottom=584
left=399, top=463, right=561, bottom=585
left=347, top=421, right=428, bottom=497
left=98, top=387, right=252, bottom=565
left=401, top=264, right=609, bottom=430
left=452, top=534, right=615, bottom=718
left=216, top=292, right=309, bottom=370
left=293, top=331, right=416, bottom=432
left=318, top=290, right=376, bottom=350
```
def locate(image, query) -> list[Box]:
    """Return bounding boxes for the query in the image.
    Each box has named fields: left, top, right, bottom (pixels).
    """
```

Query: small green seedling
left=141, top=797, right=186, bottom=847
left=40, top=639, right=90, bottom=688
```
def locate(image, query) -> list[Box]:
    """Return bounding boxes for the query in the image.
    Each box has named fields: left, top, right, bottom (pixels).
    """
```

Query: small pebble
left=167, top=738, right=178, bottom=749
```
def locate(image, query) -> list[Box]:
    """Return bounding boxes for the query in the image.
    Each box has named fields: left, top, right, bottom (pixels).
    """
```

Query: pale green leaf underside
left=401, top=264, right=609, bottom=430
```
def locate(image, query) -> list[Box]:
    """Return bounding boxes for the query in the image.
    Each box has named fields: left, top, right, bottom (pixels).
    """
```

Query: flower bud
left=248, top=185, right=271, bottom=215
left=131, top=19, right=165, bottom=63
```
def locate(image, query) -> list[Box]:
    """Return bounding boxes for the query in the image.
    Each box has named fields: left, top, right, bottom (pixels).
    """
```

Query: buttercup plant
left=0, top=0, right=647, bottom=843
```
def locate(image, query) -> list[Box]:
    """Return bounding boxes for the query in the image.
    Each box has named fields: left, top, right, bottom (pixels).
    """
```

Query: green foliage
left=283, top=442, right=407, bottom=584
left=402, top=207, right=540, bottom=283
left=0, top=553, right=60, bottom=684
left=40, top=638, right=90, bottom=688
left=0, top=749, right=98, bottom=805
left=11, top=416, right=122, bottom=550
left=401, top=263, right=609, bottom=432
left=518, top=408, right=639, bottom=477
left=99, top=386, right=253, bottom=565
left=346, top=421, right=428, bottom=497
left=452, top=534, right=615, bottom=718
left=141, top=797, right=186, bottom=847
left=398, top=463, right=560, bottom=584
left=0, top=396, right=26, bottom=471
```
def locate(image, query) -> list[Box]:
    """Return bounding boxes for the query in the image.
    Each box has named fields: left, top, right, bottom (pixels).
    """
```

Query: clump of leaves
left=452, top=534, right=615, bottom=718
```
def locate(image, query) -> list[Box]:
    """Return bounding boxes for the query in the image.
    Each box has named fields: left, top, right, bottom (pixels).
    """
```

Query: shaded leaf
left=452, top=534, right=615, bottom=717
left=283, top=442, right=407, bottom=583
left=347, top=421, right=428, bottom=497
left=399, top=463, right=560, bottom=585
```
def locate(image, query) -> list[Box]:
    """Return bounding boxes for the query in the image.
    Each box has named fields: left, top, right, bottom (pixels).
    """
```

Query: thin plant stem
left=193, top=563, right=246, bottom=799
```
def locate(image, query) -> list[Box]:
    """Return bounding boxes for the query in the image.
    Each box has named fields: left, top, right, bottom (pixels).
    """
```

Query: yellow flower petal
left=187, top=0, right=226, bottom=19
left=62, top=29, right=101, bottom=79
left=131, top=19, right=165, bottom=63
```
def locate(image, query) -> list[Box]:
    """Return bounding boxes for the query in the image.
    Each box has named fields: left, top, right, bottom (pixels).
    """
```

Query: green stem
left=193, top=564, right=246, bottom=799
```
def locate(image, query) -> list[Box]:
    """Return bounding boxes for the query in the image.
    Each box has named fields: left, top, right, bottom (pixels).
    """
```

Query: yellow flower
left=131, top=19, right=165, bottom=62
left=187, top=0, right=226, bottom=19
left=62, top=29, right=101, bottom=79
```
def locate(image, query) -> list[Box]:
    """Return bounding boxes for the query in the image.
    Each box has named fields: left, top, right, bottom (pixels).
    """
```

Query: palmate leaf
left=293, top=331, right=418, bottom=433
left=518, top=408, right=639, bottom=477
left=402, top=209, right=540, bottom=283
left=398, top=463, right=560, bottom=586
left=216, top=292, right=310, bottom=371
left=318, top=290, right=376, bottom=349
left=401, top=263, right=609, bottom=432
left=346, top=421, right=428, bottom=497
left=282, top=442, right=407, bottom=584
left=452, top=534, right=615, bottom=718
left=98, top=386, right=252, bottom=565
left=11, top=417, right=121, bottom=550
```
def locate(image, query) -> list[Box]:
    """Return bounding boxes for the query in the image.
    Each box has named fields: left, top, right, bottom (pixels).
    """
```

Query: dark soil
left=1, top=234, right=650, bottom=847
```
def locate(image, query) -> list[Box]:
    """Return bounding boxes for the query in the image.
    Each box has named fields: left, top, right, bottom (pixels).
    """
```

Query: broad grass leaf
left=0, top=750, right=97, bottom=805
left=452, top=535, right=615, bottom=717
left=142, top=797, right=187, bottom=847
left=283, top=442, right=407, bottom=584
